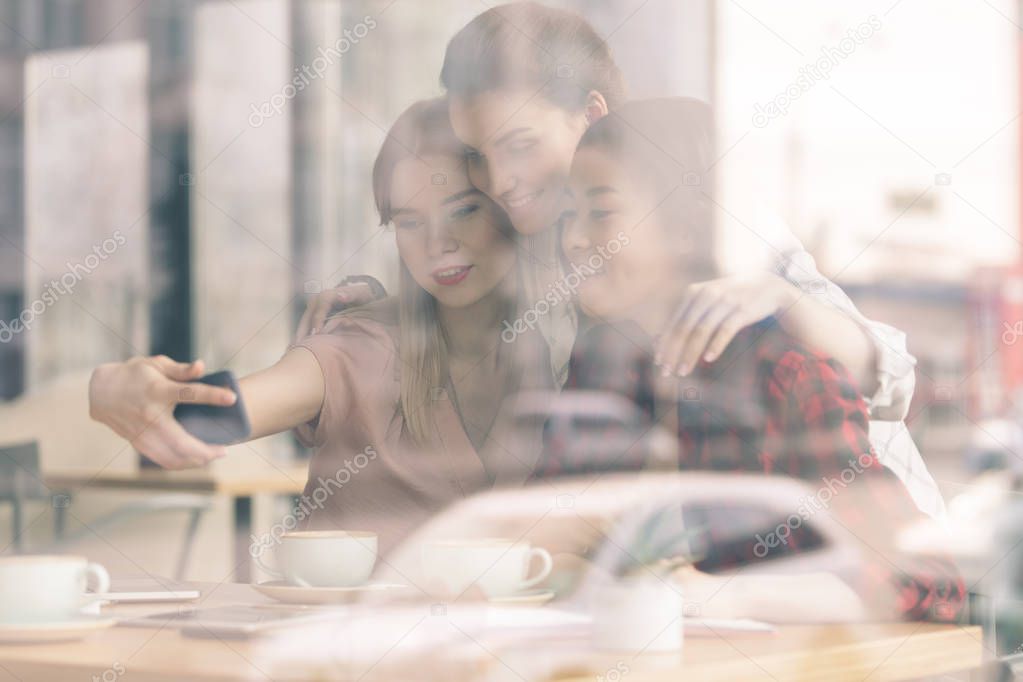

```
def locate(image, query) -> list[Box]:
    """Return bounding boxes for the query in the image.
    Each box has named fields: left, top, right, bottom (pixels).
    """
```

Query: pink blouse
left=291, top=300, right=550, bottom=554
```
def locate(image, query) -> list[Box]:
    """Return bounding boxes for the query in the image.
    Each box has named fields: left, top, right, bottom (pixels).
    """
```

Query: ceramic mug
left=0, top=555, right=110, bottom=623
left=591, top=577, right=684, bottom=652
left=254, top=530, right=377, bottom=587
left=422, top=538, right=553, bottom=598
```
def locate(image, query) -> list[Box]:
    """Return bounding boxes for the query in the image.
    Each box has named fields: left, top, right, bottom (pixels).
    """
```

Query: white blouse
left=772, top=243, right=945, bottom=519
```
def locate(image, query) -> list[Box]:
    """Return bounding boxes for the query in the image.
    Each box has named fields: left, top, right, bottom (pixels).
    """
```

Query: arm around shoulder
left=775, top=248, right=916, bottom=420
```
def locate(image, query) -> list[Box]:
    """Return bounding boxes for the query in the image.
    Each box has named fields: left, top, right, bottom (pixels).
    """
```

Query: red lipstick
left=432, top=265, right=472, bottom=286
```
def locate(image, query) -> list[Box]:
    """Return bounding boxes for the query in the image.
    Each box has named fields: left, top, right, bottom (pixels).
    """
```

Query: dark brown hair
left=578, top=97, right=717, bottom=271
left=440, top=2, right=626, bottom=111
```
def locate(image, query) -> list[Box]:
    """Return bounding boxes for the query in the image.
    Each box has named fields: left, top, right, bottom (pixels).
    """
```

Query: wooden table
left=45, top=464, right=309, bottom=581
left=0, top=582, right=984, bottom=681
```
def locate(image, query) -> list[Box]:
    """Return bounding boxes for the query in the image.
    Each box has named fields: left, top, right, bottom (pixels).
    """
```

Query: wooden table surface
left=0, top=582, right=984, bottom=682
left=43, top=464, right=311, bottom=582
left=44, top=463, right=309, bottom=496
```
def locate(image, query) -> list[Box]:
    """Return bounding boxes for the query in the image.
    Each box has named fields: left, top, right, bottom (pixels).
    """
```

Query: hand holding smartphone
left=173, top=370, right=251, bottom=445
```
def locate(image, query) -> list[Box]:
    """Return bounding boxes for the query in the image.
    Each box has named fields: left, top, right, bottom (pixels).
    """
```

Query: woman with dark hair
left=541, top=97, right=963, bottom=623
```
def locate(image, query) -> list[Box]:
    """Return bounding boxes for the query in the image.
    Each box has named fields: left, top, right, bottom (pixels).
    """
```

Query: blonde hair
left=396, top=265, right=445, bottom=444
left=370, top=98, right=515, bottom=443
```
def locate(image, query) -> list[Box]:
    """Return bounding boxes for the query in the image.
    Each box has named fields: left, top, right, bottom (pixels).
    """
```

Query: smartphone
left=173, top=370, right=251, bottom=445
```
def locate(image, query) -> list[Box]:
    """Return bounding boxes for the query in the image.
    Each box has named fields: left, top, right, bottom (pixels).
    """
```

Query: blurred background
left=0, top=0, right=1021, bottom=633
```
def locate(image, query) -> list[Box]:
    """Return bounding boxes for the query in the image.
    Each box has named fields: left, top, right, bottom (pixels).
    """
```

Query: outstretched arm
left=89, top=348, right=327, bottom=469
left=237, top=347, right=325, bottom=440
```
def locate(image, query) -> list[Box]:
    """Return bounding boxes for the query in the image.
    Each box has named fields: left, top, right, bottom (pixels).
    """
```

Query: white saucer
left=487, top=589, right=556, bottom=607
left=0, top=617, right=117, bottom=644
left=253, top=581, right=407, bottom=605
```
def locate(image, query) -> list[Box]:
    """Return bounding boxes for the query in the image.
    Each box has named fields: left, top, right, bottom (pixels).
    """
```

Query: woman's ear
left=583, top=90, right=610, bottom=126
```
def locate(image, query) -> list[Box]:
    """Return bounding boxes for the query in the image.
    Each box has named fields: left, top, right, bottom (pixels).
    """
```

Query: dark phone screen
left=172, top=370, right=251, bottom=444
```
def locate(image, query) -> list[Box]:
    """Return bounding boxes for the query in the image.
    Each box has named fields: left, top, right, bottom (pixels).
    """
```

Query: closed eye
left=590, top=209, right=614, bottom=221
left=507, top=138, right=537, bottom=153
left=451, top=203, right=480, bottom=220
left=394, top=218, right=422, bottom=230
left=556, top=209, right=577, bottom=229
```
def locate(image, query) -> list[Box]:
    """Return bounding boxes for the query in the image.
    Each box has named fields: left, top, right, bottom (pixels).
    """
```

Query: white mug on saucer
left=591, top=577, right=683, bottom=652
left=0, top=555, right=110, bottom=624
left=421, top=538, right=553, bottom=598
left=254, top=530, right=377, bottom=587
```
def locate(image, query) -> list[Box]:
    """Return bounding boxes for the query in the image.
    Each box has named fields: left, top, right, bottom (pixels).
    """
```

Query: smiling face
left=560, top=146, right=679, bottom=322
left=448, top=89, right=593, bottom=237
left=389, top=154, right=517, bottom=309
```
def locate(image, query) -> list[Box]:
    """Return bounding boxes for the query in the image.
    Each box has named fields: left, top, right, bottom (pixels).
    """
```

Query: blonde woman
left=89, top=99, right=551, bottom=550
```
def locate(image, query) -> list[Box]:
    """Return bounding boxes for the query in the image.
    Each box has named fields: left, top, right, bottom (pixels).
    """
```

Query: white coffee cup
left=0, top=555, right=110, bottom=624
left=591, top=577, right=683, bottom=652
left=421, top=538, right=553, bottom=598
left=254, top=530, right=377, bottom=587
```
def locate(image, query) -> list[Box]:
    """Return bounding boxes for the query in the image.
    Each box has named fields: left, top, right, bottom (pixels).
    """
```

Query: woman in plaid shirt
left=538, top=97, right=965, bottom=623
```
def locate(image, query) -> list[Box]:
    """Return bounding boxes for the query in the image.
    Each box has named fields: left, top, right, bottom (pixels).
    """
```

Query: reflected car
left=382, top=471, right=865, bottom=618
left=509, top=390, right=678, bottom=474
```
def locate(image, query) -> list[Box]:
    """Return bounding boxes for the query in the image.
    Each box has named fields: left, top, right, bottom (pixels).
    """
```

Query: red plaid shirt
left=534, top=318, right=965, bottom=622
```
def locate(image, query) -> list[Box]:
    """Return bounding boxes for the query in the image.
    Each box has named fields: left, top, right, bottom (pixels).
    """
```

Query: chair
left=0, top=441, right=211, bottom=580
